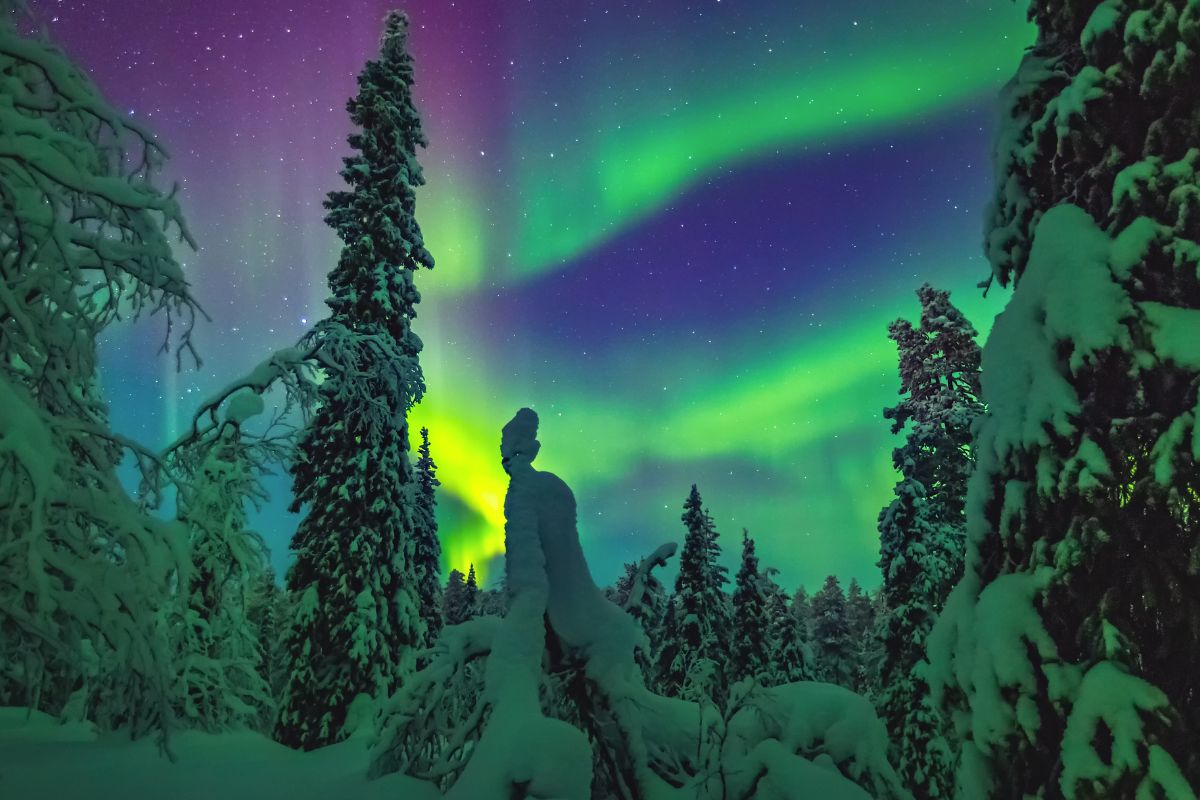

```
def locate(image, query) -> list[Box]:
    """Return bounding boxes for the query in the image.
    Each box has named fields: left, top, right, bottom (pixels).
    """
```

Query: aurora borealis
left=41, top=0, right=1032, bottom=591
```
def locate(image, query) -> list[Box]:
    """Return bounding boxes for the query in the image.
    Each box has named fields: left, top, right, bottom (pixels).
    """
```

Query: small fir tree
left=611, top=561, right=639, bottom=607
left=613, top=544, right=675, bottom=684
left=792, top=586, right=813, bottom=638
left=412, top=427, right=442, bottom=649
left=247, top=569, right=283, bottom=701
left=728, top=531, right=771, bottom=685
left=764, top=574, right=814, bottom=685
left=811, top=576, right=853, bottom=687
left=175, top=422, right=273, bottom=731
left=442, top=569, right=470, bottom=626
left=464, top=564, right=480, bottom=619
left=659, top=485, right=730, bottom=704
left=844, top=578, right=877, bottom=693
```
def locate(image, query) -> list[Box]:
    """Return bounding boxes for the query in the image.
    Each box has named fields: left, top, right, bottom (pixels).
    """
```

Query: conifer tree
left=877, top=283, right=982, bottom=796
left=728, top=531, right=770, bottom=685
left=652, top=597, right=680, bottom=697
left=792, top=586, right=813, bottom=637
left=611, top=561, right=639, bottom=607
left=247, top=569, right=283, bottom=701
left=929, top=2, right=1200, bottom=794
left=464, top=564, right=480, bottom=619
left=412, top=427, right=442, bottom=649
left=275, top=11, right=434, bottom=750
left=811, top=576, right=853, bottom=687
left=764, top=574, right=814, bottom=685
left=612, top=544, right=675, bottom=685
left=844, top=578, right=877, bottom=693
left=175, top=421, right=273, bottom=731
left=659, top=485, right=730, bottom=704
left=442, top=569, right=470, bottom=626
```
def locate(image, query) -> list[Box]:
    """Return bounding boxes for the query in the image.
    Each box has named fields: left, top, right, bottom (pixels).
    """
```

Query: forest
left=0, top=1, right=1198, bottom=799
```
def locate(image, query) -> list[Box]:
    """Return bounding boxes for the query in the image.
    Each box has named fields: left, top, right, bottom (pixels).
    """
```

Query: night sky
left=37, top=1, right=1032, bottom=592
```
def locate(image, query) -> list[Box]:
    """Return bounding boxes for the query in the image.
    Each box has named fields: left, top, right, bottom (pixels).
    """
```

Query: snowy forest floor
left=0, top=708, right=437, bottom=800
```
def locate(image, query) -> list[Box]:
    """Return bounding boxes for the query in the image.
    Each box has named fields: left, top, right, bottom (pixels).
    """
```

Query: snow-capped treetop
left=324, top=10, right=433, bottom=335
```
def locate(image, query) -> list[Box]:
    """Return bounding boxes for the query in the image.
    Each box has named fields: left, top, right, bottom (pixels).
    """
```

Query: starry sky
left=36, top=0, right=1032, bottom=592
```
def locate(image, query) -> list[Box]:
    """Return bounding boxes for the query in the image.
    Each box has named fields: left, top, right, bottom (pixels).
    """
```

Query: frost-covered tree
left=275, top=11, right=435, bottom=750
left=728, top=531, right=770, bottom=686
left=811, top=576, right=853, bottom=688
left=247, top=569, right=283, bottom=700
left=659, top=485, right=730, bottom=704
left=173, top=410, right=274, bottom=731
left=611, top=561, right=639, bottom=606
left=792, top=585, right=813, bottom=637
left=764, top=574, right=814, bottom=685
left=476, top=586, right=507, bottom=618
left=929, top=2, right=1200, bottom=795
left=876, top=283, right=982, bottom=797
left=442, top=569, right=471, bottom=626
left=464, top=563, right=479, bottom=617
left=614, top=543, right=675, bottom=684
left=412, top=426, right=442, bottom=649
left=844, top=579, right=877, bottom=694
left=0, top=3, right=202, bottom=737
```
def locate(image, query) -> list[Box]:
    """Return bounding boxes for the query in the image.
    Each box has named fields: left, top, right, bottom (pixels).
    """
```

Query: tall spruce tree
left=929, top=2, right=1200, bottom=795
left=728, top=531, right=770, bottom=685
left=811, top=576, right=853, bottom=688
left=659, top=485, right=730, bottom=704
left=877, top=284, right=982, bottom=797
left=412, top=427, right=442, bottom=649
left=275, top=11, right=434, bottom=750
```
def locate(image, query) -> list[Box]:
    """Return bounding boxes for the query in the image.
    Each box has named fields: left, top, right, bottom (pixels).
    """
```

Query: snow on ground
left=0, top=708, right=437, bottom=800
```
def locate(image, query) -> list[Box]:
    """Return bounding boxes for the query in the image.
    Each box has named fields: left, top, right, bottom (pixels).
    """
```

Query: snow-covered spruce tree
left=928, top=2, right=1200, bottom=795
left=611, top=561, right=639, bottom=606
left=371, top=410, right=908, bottom=800
left=413, top=426, right=442, bottom=649
left=0, top=3, right=202, bottom=736
left=275, top=10, right=435, bottom=750
left=876, top=283, right=982, bottom=798
left=659, top=485, right=731, bottom=705
left=442, top=568, right=472, bottom=626
left=844, top=579, right=877, bottom=694
left=173, top=403, right=274, bottom=731
left=465, top=563, right=480, bottom=616
left=247, top=568, right=283, bottom=700
left=764, top=573, right=815, bottom=685
left=811, top=576, right=854, bottom=688
left=728, top=531, right=770, bottom=686
left=614, top=543, right=676, bottom=684
left=792, top=585, right=813, bottom=636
